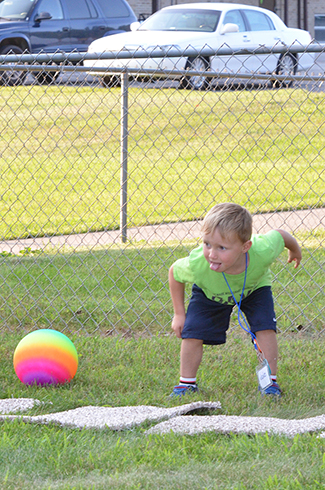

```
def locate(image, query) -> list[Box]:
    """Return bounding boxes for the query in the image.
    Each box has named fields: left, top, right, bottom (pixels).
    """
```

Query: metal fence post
left=120, top=70, right=128, bottom=243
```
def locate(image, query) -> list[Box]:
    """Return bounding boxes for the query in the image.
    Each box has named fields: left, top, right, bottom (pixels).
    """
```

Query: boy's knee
left=181, top=338, right=204, bottom=347
left=255, top=329, right=276, bottom=338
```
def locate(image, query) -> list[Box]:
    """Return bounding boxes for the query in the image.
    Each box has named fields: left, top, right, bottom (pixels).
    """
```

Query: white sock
left=179, top=377, right=197, bottom=386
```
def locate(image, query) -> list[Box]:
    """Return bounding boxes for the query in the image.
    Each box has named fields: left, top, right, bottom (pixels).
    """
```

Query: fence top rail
left=0, top=42, right=324, bottom=65
left=1, top=62, right=324, bottom=83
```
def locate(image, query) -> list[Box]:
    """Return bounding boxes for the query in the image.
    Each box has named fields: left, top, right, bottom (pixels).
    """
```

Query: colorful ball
left=13, top=329, right=78, bottom=386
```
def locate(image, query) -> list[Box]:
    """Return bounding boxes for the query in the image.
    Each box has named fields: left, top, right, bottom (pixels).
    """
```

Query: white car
left=84, top=2, right=314, bottom=89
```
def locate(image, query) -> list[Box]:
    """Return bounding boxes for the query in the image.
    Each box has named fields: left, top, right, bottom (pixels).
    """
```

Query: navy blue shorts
left=182, top=284, right=277, bottom=345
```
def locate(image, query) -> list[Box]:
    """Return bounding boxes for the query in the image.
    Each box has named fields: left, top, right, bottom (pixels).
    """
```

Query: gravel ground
left=1, top=398, right=325, bottom=437
left=146, top=413, right=325, bottom=437
left=0, top=399, right=220, bottom=430
left=0, top=398, right=43, bottom=413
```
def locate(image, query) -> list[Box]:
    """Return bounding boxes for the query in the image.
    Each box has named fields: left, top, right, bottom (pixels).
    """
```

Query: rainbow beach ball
left=13, top=329, right=78, bottom=386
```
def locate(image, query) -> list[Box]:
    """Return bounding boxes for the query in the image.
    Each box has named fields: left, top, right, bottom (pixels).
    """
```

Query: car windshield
left=0, top=0, right=35, bottom=20
left=139, top=9, right=221, bottom=33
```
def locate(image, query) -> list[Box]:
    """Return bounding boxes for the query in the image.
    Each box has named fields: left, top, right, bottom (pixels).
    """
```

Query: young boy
left=169, top=203, right=302, bottom=397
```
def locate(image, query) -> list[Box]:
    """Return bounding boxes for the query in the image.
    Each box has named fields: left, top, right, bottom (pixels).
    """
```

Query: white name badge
left=256, top=359, right=272, bottom=390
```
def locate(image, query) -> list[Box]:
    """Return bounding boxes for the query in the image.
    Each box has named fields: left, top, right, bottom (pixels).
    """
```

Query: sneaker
left=169, top=384, right=198, bottom=398
left=259, top=381, right=282, bottom=397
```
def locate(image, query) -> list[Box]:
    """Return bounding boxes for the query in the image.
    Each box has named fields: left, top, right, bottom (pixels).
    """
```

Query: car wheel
left=35, top=68, right=60, bottom=85
left=180, top=56, right=210, bottom=90
left=101, top=75, right=121, bottom=88
left=273, top=53, right=297, bottom=88
left=0, top=45, right=27, bottom=86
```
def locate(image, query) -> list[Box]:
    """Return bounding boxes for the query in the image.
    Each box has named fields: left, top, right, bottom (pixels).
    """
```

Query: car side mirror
left=220, top=23, right=239, bottom=35
left=130, top=21, right=140, bottom=31
left=34, top=11, right=52, bottom=22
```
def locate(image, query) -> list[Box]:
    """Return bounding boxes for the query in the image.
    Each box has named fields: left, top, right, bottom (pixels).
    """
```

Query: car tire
left=180, top=56, right=210, bottom=90
left=273, top=53, right=297, bottom=88
left=0, top=45, right=27, bottom=86
left=101, top=75, right=121, bottom=88
left=35, top=67, right=60, bottom=85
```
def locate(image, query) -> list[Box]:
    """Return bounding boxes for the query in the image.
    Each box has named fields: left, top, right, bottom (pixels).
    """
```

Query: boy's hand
left=171, top=313, right=186, bottom=338
left=287, top=248, right=302, bottom=268
left=276, top=229, right=302, bottom=269
left=169, top=266, right=186, bottom=338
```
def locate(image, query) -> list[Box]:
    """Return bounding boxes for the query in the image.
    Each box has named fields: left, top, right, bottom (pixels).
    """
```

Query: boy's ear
left=242, top=240, right=252, bottom=253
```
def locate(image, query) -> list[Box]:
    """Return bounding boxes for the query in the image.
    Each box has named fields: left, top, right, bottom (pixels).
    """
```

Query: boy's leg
left=255, top=329, right=281, bottom=396
left=170, top=338, right=203, bottom=397
left=180, top=338, right=204, bottom=378
left=170, top=285, right=231, bottom=397
left=241, top=287, right=281, bottom=396
left=255, top=329, right=278, bottom=375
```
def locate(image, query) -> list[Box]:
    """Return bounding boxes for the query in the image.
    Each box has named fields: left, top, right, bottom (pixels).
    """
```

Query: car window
left=243, top=10, right=275, bottom=31
left=86, top=0, right=98, bottom=18
left=36, top=0, right=64, bottom=20
left=139, top=9, right=221, bottom=32
left=65, top=0, right=93, bottom=19
left=0, top=0, right=35, bottom=19
left=95, top=0, right=129, bottom=18
left=223, top=10, right=246, bottom=32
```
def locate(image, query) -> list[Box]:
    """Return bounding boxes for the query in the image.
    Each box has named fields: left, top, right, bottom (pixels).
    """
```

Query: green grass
left=0, top=231, right=324, bottom=334
left=1, top=333, right=325, bottom=489
left=0, top=82, right=324, bottom=489
left=0, top=85, right=324, bottom=239
left=0, top=232, right=324, bottom=489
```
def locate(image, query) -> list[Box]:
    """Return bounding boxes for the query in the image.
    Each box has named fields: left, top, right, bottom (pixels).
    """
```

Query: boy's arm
left=169, top=265, right=186, bottom=338
left=276, top=229, right=302, bottom=268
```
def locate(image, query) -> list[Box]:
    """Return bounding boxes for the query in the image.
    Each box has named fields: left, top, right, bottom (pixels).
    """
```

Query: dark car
left=0, top=0, right=137, bottom=84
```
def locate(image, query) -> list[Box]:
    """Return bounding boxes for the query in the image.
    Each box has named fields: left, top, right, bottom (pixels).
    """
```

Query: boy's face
left=202, top=227, right=252, bottom=275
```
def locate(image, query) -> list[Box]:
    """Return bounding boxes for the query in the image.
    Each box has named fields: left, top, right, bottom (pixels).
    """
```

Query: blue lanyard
left=222, top=253, right=260, bottom=353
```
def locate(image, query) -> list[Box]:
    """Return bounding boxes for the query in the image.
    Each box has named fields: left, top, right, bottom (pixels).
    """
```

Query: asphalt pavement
left=0, top=208, right=324, bottom=254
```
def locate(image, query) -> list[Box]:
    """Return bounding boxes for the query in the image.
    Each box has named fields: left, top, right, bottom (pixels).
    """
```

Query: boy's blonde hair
left=202, top=203, right=252, bottom=243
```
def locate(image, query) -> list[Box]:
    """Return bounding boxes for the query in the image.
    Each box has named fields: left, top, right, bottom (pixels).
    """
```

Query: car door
left=64, top=0, right=107, bottom=52
left=29, top=0, right=71, bottom=53
left=216, top=9, right=255, bottom=75
left=94, top=0, right=136, bottom=34
left=240, top=9, right=279, bottom=73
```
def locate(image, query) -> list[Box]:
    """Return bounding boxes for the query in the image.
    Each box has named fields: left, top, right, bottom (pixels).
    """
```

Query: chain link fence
left=0, top=45, right=324, bottom=337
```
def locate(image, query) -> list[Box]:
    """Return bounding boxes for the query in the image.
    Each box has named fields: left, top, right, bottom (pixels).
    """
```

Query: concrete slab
left=0, top=208, right=323, bottom=254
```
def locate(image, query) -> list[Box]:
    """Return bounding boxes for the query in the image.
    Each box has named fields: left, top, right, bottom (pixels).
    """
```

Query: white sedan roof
left=160, top=3, right=274, bottom=11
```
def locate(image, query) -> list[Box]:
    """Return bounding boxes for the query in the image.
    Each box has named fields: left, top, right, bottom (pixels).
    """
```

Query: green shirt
left=173, top=230, right=285, bottom=305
